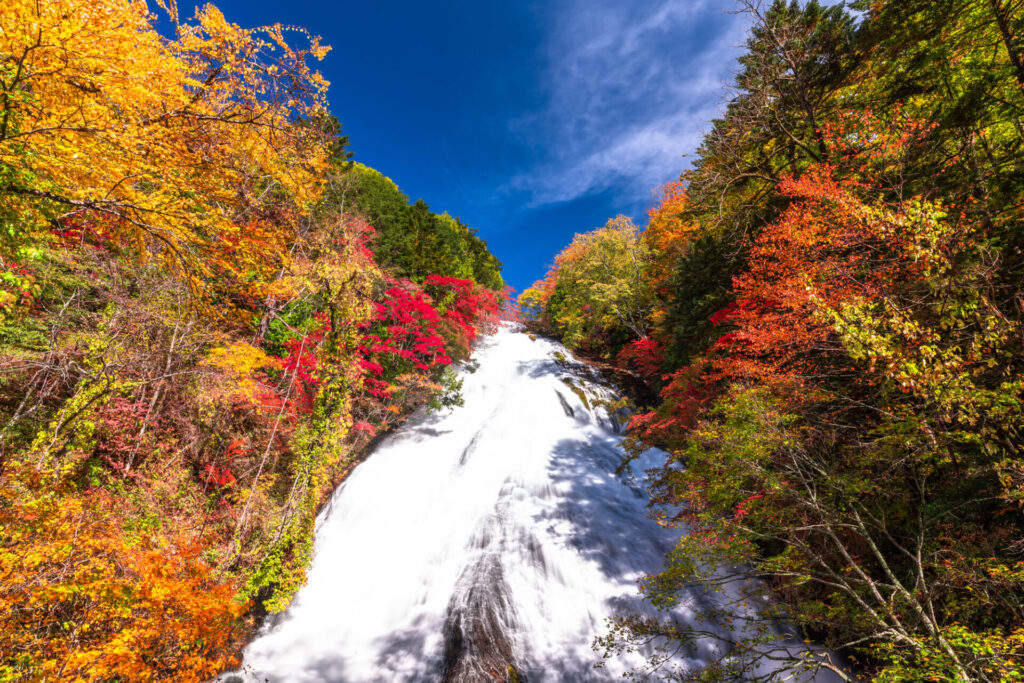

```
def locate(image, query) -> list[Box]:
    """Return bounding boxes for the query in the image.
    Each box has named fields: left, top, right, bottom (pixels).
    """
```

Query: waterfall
left=227, top=326, right=843, bottom=682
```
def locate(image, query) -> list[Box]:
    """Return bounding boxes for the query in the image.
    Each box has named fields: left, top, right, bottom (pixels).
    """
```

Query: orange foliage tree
left=642, top=181, right=694, bottom=300
left=0, top=476, right=246, bottom=681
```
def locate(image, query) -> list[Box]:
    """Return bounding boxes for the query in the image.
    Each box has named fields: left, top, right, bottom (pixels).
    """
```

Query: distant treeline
left=337, top=163, right=503, bottom=291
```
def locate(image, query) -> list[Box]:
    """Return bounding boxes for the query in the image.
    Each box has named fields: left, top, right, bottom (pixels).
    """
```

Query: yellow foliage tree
left=0, top=0, right=331, bottom=301
left=538, top=216, right=653, bottom=350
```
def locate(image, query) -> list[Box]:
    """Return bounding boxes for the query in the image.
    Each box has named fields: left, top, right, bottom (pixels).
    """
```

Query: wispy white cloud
left=509, top=0, right=749, bottom=208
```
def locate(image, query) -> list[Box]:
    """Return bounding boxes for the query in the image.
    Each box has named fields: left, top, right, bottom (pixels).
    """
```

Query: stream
left=226, top=326, right=841, bottom=682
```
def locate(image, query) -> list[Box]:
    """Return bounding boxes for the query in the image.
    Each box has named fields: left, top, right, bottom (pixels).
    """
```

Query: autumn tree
left=538, top=215, right=653, bottom=354
left=659, top=0, right=855, bottom=368
left=642, top=181, right=694, bottom=300
left=0, top=0, right=331, bottom=305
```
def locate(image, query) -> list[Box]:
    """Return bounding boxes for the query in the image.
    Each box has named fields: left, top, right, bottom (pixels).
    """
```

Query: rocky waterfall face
left=227, top=326, right=837, bottom=682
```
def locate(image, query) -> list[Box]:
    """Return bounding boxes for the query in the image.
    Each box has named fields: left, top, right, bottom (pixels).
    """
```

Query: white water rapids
left=228, top=326, right=842, bottom=682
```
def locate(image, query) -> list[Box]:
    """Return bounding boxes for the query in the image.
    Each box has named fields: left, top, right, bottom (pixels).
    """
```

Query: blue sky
left=202, top=0, right=750, bottom=291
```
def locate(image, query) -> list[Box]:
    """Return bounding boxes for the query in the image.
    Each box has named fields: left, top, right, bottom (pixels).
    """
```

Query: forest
left=0, top=0, right=505, bottom=679
left=4, top=0, right=1024, bottom=681
left=520, top=0, right=1024, bottom=680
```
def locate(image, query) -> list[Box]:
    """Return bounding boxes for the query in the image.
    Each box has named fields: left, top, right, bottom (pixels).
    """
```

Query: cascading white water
left=228, top=326, right=842, bottom=683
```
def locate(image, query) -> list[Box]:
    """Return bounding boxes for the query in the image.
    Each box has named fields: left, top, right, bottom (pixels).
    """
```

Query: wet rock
left=554, top=390, right=575, bottom=417
left=459, top=432, right=482, bottom=466
left=441, top=557, right=526, bottom=683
